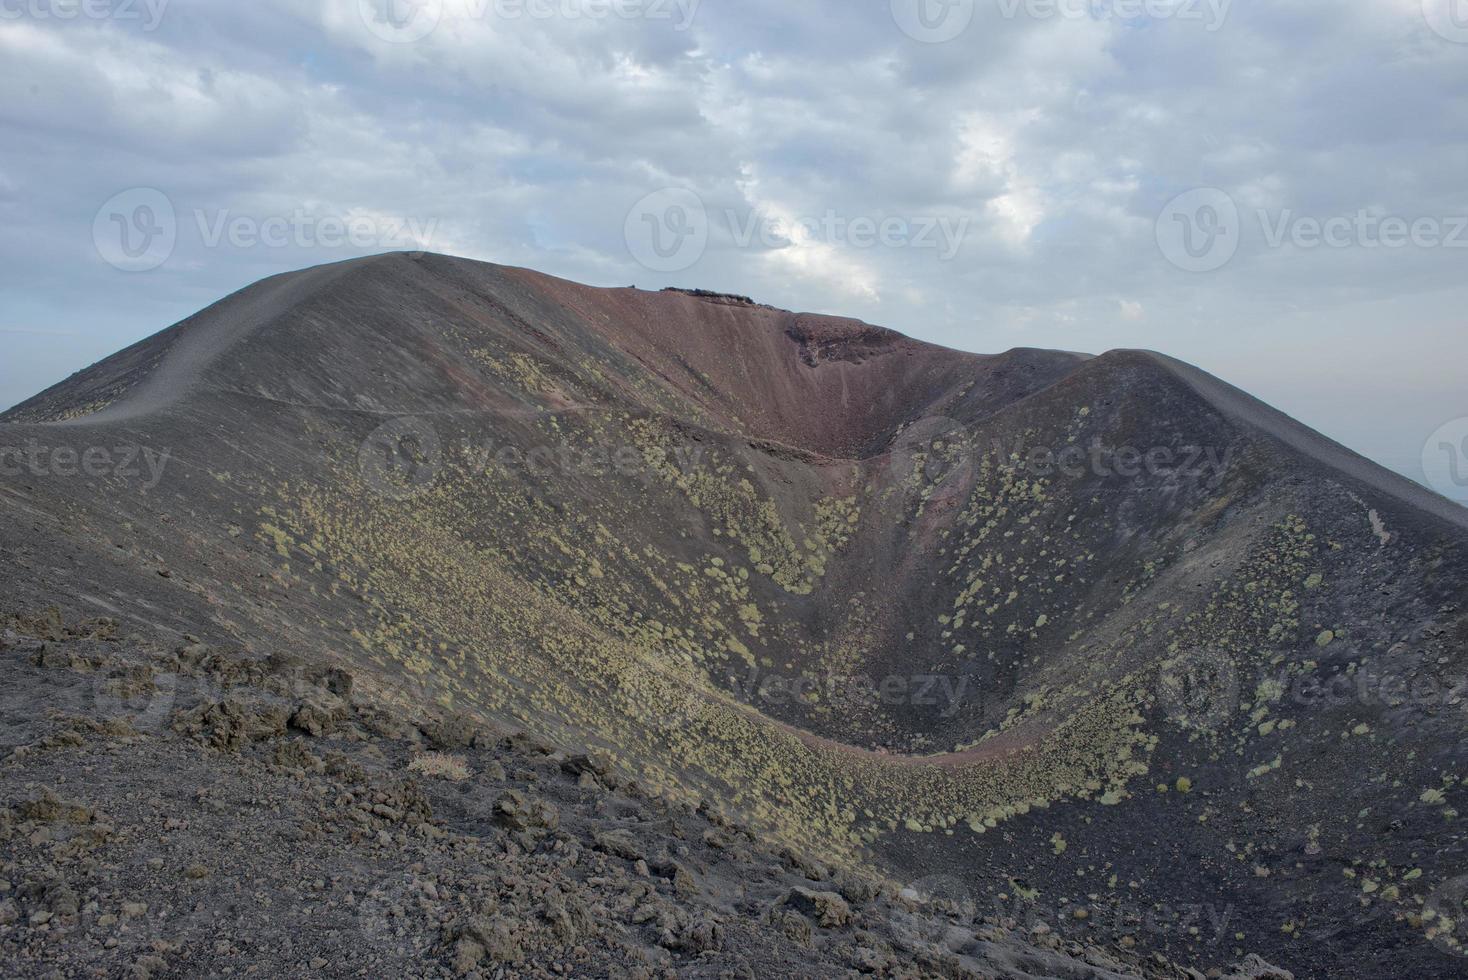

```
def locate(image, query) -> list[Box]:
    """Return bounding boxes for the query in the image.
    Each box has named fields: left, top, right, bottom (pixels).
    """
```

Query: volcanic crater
left=3, top=252, right=1467, bottom=978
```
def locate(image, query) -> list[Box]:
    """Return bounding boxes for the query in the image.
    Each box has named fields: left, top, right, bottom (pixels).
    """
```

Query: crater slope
left=3, top=252, right=1467, bottom=978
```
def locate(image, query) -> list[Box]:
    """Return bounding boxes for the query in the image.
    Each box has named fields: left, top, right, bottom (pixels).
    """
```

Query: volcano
left=2, top=252, right=1466, bottom=978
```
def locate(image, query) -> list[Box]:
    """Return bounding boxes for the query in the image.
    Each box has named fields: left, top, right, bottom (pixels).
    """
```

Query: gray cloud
left=1, top=0, right=1465, bottom=502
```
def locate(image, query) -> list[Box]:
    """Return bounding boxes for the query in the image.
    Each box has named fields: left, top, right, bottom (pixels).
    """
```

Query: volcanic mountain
left=3, top=252, right=1467, bottom=978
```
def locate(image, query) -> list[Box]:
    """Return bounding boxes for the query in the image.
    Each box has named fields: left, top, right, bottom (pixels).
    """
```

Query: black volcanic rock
left=2, top=252, right=1465, bottom=979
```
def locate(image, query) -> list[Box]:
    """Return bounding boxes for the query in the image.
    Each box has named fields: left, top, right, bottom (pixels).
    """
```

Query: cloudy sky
left=2, top=0, right=1466, bottom=501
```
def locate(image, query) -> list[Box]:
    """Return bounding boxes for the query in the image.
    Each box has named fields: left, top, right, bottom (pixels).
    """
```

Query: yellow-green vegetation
left=629, top=417, right=855, bottom=595
left=249, top=384, right=1347, bottom=878
left=928, top=427, right=1092, bottom=654
left=471, top=349, right=564, bottom=396
left=247, top=417, right=1171, bottom=867
left=407, top=752, right=473, bottom=781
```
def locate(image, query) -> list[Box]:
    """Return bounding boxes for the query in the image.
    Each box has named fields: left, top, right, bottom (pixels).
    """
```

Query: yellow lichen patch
left=471, top=349, right=572, bottom=399
left=629, top=418, right=853, bottom=595
left=247, top=433, right=1164, bottom=869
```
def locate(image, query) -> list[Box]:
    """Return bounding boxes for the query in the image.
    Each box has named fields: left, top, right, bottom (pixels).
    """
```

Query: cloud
left=1, top=0, right=1465, bottom=493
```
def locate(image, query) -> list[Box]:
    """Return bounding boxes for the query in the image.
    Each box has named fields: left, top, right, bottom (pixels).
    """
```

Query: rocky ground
left=0, top=609, right=1294, bottom=979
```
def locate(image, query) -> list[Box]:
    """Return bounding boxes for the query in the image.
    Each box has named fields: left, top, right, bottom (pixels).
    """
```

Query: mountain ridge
left=11, top=252, right=1462, bottom=538
left=2, top=253, right=1467, bottom=977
